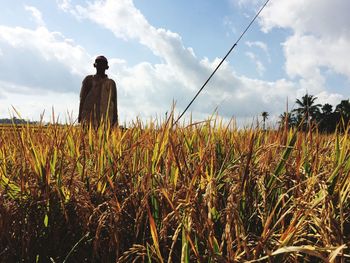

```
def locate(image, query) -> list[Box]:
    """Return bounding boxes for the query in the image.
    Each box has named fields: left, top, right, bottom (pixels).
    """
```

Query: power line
left=173, top=0, right=271, bottom=126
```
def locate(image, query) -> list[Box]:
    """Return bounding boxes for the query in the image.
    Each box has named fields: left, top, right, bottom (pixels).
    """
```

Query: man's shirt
left=78, top=74, right=118, bottom=127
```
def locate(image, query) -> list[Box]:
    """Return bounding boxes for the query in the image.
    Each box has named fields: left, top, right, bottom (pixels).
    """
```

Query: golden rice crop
left=0, top=116, right=349, bottom=262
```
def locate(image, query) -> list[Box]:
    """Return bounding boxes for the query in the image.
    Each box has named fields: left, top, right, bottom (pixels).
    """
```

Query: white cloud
left=246, top=40, right=270, bottom=63
left=260, top=0, right=350, bottom=81
left=283, top=34, right=350, bottom=80
left=0, top=25, right=90, bottom=78
left=73, top=0, right=204, bottom=89
left=315, top=91, right=343, bottom=108
left=247, top=0, right=350, bottom=107
left=245, top=40, right=267, bottom=52
left=245, top=51, right=265, bottom=76
left=246, top=40, right=269, bottom=55
left=24, top=5, right=45, bottom=27
left=56, top=0, right=72, bottom=11
left=0, top=24, right=94, bottom=121
left=260, top=0, right=350, bottom=38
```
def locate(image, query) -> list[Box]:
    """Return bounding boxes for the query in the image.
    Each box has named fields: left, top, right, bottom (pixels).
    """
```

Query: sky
left=0, top=0, right=350, bottom=126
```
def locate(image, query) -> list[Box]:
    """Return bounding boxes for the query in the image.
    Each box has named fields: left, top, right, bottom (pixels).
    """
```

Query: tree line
left=262, top=94, right=350, bottom=132
left=0, top=117, right=38, bottom=125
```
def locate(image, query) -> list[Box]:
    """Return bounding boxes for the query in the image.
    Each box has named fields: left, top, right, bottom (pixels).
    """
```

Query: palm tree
left=319, top=103, right=336, bottom=133
left=334, top=100, right=350, bottom=131
left=279, top=112, right=296, bottom=128
left=293, top=94, right=321, bottom=130
left=321, top=103, right=333, bottom=115
left=261, top=111, right=269, bottom=130
left=335, top=100, right=350, bottom=122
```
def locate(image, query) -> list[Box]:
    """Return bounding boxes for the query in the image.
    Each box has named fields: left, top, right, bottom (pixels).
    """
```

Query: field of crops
left=0, top=118, right=349, bottom=262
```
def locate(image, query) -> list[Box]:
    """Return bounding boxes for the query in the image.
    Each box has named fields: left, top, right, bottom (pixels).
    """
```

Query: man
left=78, top=56, right=118, bottom=127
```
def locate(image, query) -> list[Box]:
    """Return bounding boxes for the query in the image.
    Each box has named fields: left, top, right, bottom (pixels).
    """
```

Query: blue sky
left=1, top=0, right=349, bottom=125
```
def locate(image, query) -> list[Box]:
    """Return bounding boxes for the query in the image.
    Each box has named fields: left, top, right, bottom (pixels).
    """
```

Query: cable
left=173, top=0, right=271, bottom=126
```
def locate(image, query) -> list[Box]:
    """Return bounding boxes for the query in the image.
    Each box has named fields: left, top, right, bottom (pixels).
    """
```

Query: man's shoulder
left=83, top=75, right=94, bottom=83
left=106, top=77, right=116, bottom=86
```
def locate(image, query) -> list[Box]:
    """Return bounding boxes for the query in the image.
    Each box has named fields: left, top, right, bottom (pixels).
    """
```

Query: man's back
left=78, top=56, right=118, bottom=127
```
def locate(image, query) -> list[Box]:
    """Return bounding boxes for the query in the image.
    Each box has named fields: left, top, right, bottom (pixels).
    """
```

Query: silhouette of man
left=78, top=56, right=118, bottom=127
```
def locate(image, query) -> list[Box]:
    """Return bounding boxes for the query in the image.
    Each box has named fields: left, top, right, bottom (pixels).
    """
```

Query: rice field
left=0, top=117, right=349, bottom=262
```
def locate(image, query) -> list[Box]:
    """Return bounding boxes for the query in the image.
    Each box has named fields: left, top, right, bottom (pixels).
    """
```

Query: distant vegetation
left=0, top=117, right=38, bottom=125
left=278, top=94, right=350, bottom=132
left=0, top=114, right=349, bottom=262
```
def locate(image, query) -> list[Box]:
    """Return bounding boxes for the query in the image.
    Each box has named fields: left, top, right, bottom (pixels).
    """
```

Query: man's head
left=94, top=55, right=109, bottom=70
